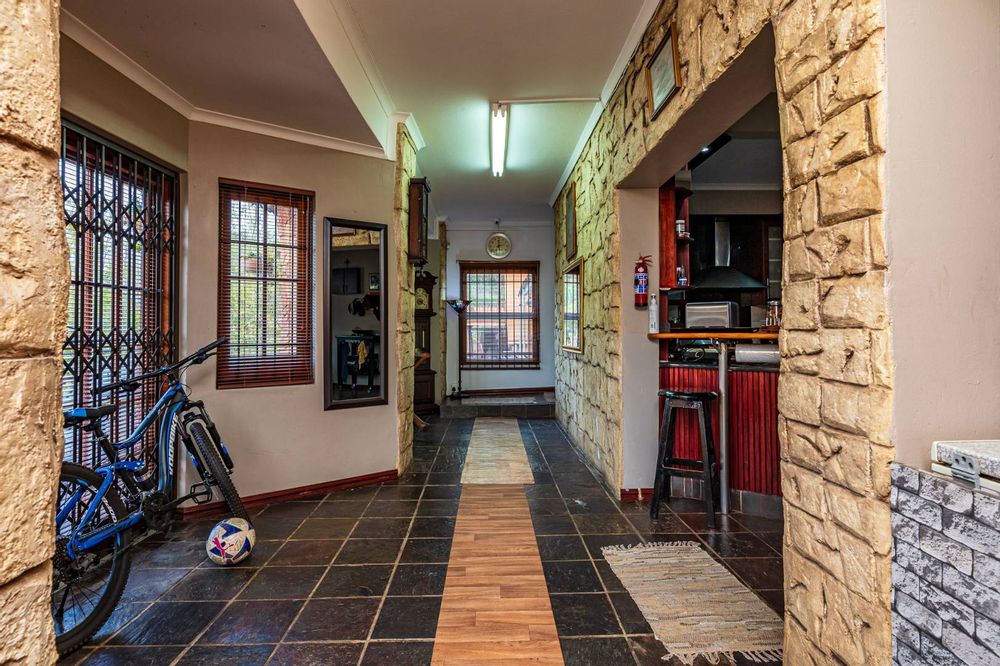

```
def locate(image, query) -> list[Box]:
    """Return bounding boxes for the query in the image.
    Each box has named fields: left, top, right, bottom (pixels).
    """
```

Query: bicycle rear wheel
left=52, top=462, right=132, bottom=656
left=189, top=421, right=250, bottom=522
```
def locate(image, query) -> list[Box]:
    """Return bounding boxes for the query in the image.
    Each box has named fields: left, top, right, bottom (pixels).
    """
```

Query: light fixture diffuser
left=491, top=102, right=508, bottom=177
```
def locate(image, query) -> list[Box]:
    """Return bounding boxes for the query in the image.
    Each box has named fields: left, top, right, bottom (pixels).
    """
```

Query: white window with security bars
left=459, top=261, right=540, bottom=369
left=60, top=121, right=178, bottom=468
left=217, top=179, right=315, bottom=389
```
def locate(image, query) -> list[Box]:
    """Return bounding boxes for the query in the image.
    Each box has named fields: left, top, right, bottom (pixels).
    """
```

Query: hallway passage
left=63, top=419, right=784, bottom=665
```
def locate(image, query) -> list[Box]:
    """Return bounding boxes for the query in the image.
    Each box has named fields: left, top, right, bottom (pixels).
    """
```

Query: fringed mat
left=602, top=542, right=783, bottom=664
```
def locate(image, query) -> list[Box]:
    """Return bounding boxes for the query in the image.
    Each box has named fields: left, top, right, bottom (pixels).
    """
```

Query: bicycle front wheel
left=189, top=421, right=250, bottom=522
left=52, top=462, right=132, bottom=656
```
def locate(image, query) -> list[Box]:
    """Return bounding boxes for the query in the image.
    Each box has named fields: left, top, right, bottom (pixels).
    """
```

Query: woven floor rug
left=602, top=542, right=783, bottom=664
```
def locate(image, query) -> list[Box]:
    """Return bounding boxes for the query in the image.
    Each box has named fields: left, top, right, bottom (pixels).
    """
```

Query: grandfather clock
left=413, top=269, right=438, bottom=415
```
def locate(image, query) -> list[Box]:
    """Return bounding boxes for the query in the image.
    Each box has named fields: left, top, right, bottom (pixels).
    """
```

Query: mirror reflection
left=324, top=218, right=388, bottom=409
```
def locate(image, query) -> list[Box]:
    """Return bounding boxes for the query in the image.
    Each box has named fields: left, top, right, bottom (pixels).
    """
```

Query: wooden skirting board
left=176, top=468, right=398, bottom=520
left=462, top=386, right=555, bottom=396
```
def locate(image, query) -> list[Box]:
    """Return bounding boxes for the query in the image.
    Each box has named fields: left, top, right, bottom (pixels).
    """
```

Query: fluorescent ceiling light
left=491, top=102, right=508, bottom=177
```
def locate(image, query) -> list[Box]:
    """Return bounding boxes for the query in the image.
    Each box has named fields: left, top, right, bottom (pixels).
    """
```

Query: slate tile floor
left=65, top=418, right=783, bottom=665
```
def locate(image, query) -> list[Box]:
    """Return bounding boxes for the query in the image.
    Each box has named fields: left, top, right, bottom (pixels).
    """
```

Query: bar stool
left=650, top=390, right=719, bottom=528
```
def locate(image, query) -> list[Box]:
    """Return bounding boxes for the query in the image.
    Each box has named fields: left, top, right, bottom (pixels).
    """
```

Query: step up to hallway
left=440, top=391, right=555, bottom=419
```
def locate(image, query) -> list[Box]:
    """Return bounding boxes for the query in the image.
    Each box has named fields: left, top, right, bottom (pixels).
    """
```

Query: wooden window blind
left=459, top=261, right=540, bottom=369
left=217, top=179, right=314, bottom=389
left=61, top=121, right=178, bottom=467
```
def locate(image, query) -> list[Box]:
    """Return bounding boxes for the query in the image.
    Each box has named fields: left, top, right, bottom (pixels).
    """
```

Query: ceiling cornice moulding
left=548, top=0, right=660, bottom=206
left=61, top=8, right=391, bottom=161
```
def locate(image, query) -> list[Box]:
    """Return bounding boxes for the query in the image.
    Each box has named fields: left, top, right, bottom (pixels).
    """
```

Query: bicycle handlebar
left=94, top=337, right=228, bottom=394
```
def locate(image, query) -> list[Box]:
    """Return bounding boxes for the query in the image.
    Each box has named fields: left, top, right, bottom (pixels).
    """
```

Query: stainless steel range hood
left=694, top=219, right=766, bottom=290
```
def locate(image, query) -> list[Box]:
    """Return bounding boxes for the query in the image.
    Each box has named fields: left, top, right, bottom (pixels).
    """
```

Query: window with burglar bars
left=61, top=122, right=178, bottom=468
left=217, top=179, right=314, bottom=389
left=459, top=261, right=540, bottom=369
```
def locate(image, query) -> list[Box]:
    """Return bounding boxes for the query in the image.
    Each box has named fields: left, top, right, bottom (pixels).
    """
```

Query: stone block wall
left=0, top=0, right=65, bottom=661
left=552, top=0, right=895, bottom=662
left=394, top=123, right=417, bottom=471
left=890, top=464, right=1000, bottom=666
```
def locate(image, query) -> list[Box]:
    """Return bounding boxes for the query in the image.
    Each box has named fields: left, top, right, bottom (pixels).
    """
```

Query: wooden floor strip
left=431, top=484, right=564, bottom=665
left=460, top=418, right=535, bottom=485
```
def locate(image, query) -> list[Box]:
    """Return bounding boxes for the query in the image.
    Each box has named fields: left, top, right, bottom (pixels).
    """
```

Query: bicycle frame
left=57, top=381, right=190, bottom=559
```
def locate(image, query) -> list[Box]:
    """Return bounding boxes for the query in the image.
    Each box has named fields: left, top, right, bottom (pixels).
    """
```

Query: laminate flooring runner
left=433, top=419, right=564, bottom=665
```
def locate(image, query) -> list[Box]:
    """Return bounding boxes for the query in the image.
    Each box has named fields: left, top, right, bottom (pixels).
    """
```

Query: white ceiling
left=63, top=0, right=378, bottom=147
left=345, top=0, right=647, bottom=223
left=693, top=94, right=782, bottom=189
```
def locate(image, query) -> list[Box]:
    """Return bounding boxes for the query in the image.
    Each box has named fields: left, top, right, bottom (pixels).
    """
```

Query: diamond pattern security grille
left=60, top=123, right=178, bottom=467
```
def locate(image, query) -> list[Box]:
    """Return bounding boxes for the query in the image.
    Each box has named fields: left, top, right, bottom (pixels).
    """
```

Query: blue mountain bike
left=52, top=337, right=248, bottom=655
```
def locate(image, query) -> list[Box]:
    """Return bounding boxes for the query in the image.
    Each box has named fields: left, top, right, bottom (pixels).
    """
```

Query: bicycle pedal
left=188, top=482, right=214, bottom=505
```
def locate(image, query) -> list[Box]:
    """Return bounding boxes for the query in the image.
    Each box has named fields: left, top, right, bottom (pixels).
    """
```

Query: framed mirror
left=323, top=218, right=388, bottom=410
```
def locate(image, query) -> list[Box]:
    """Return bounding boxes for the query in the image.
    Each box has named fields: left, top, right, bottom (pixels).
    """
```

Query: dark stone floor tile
left=582, top=534, right=644, bottom=559
left=162, top=567, right=257, bottom=601
left=315, top=564, right=393, bottom=597
left=389, top=563, right=448, bottom=595
left=702, top=532, right=775, bottom=558
left=269, top=643, right=363, bottom=666
left=198, top=599, right=301, bottom=644
left=132, top=541, right=207, bottom=569
left=361, top=641, right=434, bottom=665
left=108, top=601, right=225, bottom=645
left=256, top=501, right=320, bottom=520
left=560, top=637, right=634, bottom=665
left=532, top=471, right=555, bottom=484
left=755, top=589, right=785, bottom=615
left=167, top=519, right=221, bottom=541
left=527, top=498, right=569, bottom=516
left=537, top=535, right=589, bottom=561
left=543, top=561, right=604, bottom=593
left=550, top=593, right=621, bottom=636
left=238, top=566, right=324, bottom=599
left=400, top=537, right=452, bottom=563
left=177, top=644, right=274, bottom=665
left=90, top=602, right=149, bottom=643
left=565, top=495, right=619, bottom=514
left=409, top=517, right=456, bottom=538
left=756, top=531, right=784, bottom=555
left=416, top=499, right=459, bottom=516
left=372, top=596, right=442, bottom=638
left=732, top=512, right=784, bottom=533
left=396, top=471, right=430, bottom=485
left=375, top=485, right=424, bottom=500
left=291, top=517, right=357, bottom=539
left=245, top=515, right=303, bottom=540
left=531, top=514, right=578, bottom=535
left=677, top=512, right=747, bottom=533
left=593, top=560, right=625, bottom=592
left=352, top=518, right=412, bottom=539
left=336, top=539, right=404, bottom=564
left=328, top=484, right=380, bottom=500
left=268, top=539, right=342, bottom=566
left=365, top=500, right=419, bottom=517
left=609, top=592, right=652, bottom=633
left=628, top=635, right=671, bottom=665
left=312, top=501, right=369, bottom=518
left=82, top=646, right=183, bottom=665
left=660, top=497, right=709, bottom=513
left=421, top=485, right=462, bottom=500
left=724, top=557, right=784, bottom=590
left=120, top=567, right=190, bottom=602
left=426, top=472, right=462, bottom=485
left=572, top=513, right=636, bottom=535
left=286, top=597, right=380, bottom=641
left=524, top=483, right=562, bottom=499
left=640, top=533, right=701, bottom=545
left=627, top=511, right=691, bottom=533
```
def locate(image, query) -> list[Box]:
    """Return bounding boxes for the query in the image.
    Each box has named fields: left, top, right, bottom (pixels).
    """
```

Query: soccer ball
left=206, top=518, right=255, bottom=566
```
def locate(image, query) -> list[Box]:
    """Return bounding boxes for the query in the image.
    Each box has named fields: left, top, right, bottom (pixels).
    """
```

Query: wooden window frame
left=459, top=261, right=540, bottom=370
left=217, top=178, right=315, bottom=389
left=562, top=259, right=584, bottom=353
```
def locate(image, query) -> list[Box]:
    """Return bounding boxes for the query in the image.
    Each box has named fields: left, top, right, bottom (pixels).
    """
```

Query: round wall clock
left=486, top=231, right=512, bottom=259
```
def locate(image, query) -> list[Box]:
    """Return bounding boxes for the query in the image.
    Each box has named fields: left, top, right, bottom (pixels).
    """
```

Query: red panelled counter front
left=659, top=364, right=781, bottom=496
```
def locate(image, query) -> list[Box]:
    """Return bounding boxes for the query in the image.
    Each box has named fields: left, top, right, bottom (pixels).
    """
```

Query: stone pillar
left=0, top=0, right=66, bottom=662
left=393, top=123, right=417, bottom=471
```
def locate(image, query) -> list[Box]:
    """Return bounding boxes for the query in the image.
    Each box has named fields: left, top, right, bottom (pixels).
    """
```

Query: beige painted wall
left=60, top=36, right=188, bottom=170
left=182, top=122, right=399, bottom=497
left=884, top=0, right=1000, bottom=468
left=618, top=189, right=661, bottom=489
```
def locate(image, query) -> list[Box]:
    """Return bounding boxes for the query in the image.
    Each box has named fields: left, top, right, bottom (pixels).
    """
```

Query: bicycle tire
left=53, top=462, right=132, bottom=657
left=189, top=421, right=250, bottom=522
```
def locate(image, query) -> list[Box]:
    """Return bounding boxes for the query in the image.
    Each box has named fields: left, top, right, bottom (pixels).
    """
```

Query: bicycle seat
left=64, top=405, right=117, bottom=427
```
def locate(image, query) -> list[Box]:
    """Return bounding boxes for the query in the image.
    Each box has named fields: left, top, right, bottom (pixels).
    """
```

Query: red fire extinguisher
left=634, top=255, right=652, bottom=309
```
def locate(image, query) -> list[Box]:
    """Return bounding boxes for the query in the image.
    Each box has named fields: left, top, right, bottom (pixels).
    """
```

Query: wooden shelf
left=648, top=331, right=779, bottom=341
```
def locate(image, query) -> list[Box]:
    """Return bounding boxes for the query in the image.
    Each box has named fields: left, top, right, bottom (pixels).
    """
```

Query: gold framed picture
left=645, top=23, right=681, bottom=120
left=565, top=182, right=577, bottom=260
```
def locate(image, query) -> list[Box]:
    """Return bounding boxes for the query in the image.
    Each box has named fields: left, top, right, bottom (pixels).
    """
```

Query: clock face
left=486, top=232, right=512, bottom=259
left=415, top=288, right=429, bottom=310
